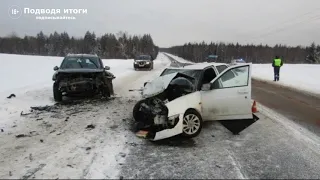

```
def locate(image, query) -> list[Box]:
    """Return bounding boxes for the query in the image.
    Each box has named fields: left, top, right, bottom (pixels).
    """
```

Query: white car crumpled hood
left=142, top=73, right=179, bottom=98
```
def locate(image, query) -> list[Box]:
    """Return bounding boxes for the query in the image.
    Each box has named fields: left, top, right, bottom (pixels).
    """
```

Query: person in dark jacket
left=272, top=56, right=283, bottom=81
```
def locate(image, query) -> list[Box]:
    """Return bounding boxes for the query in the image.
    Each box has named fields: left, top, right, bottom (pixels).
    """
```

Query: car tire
left=133, top=99, right=145, bottom=121
left=181, top=109, right=203, bottom=138
left=53, top=83, right=62, bottom=102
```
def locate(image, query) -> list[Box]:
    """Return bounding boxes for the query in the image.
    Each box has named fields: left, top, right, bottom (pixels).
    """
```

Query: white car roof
left=168, top=62, right=229, bottom=70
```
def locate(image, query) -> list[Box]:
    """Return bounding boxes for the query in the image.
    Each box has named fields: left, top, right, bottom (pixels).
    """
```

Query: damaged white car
left=133, top=63, right=259, bottom=141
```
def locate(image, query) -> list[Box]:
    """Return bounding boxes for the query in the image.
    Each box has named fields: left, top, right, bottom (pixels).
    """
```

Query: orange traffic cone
left=252, top=100, right=258, bottom=113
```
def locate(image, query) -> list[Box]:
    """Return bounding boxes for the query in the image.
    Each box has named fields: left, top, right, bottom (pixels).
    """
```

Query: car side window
left=221, top=69, right=235, bottom=82
left=212, top=65, right=249, bottom=89
left=216, top=65, right=228, bottom=74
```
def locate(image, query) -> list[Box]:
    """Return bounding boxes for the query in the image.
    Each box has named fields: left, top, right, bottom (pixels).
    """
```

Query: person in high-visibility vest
left=272, top=56, right=283, bottom=81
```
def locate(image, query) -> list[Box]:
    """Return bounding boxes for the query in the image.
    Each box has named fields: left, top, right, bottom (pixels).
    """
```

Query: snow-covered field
left=252, top=64, right=320, bottom=97
left=0, top=53, right=135, bottom=97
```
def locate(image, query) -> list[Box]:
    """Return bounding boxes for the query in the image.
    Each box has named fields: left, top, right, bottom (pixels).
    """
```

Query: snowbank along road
left=0, top=53, right=320, bottom=179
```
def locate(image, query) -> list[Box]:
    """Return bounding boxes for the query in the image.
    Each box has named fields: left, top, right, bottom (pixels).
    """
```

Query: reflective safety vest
left=274, top=58, right=282, bottom=67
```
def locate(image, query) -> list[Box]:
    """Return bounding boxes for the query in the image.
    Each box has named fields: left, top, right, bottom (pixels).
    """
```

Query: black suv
left=52, top=54, right=115, bottom=102
left=133, top=55, right=154, bottom=70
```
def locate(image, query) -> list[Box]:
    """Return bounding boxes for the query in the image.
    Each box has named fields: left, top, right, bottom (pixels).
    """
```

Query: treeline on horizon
left=160, top=41, right=320, bottom=64
left=0, top=31, right=159, bottom=59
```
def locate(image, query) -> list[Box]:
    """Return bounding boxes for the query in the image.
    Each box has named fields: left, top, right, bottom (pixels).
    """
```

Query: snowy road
left=0, top=53, right=320, bottom=179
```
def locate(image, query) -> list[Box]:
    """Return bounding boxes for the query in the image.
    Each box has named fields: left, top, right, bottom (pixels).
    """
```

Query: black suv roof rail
left=66, top=53, right=98, bottom=57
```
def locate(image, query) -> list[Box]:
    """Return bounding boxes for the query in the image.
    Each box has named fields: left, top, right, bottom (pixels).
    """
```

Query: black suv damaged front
left=52, top=54, right=115, bottom=102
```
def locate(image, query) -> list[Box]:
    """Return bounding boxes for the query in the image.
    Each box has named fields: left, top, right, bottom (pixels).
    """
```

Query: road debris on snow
left=7, top=94, right=16, bottom=99
left=21, top=163, right=46, bottom=180
left=30, top=105, right=56, bottom=112
left=119, top=152, right=126, bottom=158
left=29, top=153, right=33, bottom=161
left=85, top=124, right=95, bottom=130
left=128, top=89, right=143, bottom=92
left=49, top=130, right=56, bottom=134
left=110, top=125, right=119, bottom=129
left=20, top=111, right=32, bottom=116
left=15, top=134, right=30, bottom=138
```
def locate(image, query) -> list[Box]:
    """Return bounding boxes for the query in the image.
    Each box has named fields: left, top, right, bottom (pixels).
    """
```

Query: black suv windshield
left=136, top=55, right=151, bottom=60
left=160, top=68, right=202, bottom=79
left=60, top=56, right=101, bottom=69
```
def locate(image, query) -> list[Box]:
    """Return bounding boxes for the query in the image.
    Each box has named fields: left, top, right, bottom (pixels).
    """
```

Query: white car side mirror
left=201, top=83, right=211, bottom=91
left=105, top=66, right=110, bottom=70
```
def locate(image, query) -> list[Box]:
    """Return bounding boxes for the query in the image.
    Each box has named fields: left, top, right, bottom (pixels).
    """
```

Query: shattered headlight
left=168, top=114, right=180, bottom=126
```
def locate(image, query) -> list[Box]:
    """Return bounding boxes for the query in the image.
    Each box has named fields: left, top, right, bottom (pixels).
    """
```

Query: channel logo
left=8, top=5, right=22, bottom=19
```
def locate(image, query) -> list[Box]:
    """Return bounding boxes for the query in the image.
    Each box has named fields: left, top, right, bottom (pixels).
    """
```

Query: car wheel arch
left=184, top=108, right=202, bottom=119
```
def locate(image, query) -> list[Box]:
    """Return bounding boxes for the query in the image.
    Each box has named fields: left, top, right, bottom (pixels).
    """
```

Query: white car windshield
left=160, top=69, right=202, bottom=79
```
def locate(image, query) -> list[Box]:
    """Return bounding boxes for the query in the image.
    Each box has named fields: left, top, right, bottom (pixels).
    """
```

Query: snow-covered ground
left=252, top=64, right=320, bottom=97
left=0, top=53, right=171, bottom=179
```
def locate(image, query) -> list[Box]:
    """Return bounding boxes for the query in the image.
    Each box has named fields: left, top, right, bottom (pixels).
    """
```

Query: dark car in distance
left=52, top=54, right=115, bottom=102
left=133, top=55, right=154, bottom=71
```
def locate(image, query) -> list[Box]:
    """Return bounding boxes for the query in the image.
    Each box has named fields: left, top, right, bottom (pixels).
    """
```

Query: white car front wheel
left=182, top=110, right=203, bottom=138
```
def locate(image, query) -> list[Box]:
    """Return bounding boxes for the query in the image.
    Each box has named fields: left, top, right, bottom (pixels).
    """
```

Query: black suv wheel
left=53, top=83, right=62, bottom=102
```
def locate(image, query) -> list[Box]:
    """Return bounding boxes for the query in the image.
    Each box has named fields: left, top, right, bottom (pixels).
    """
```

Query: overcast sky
left=1, top=0, right=319, bottom=47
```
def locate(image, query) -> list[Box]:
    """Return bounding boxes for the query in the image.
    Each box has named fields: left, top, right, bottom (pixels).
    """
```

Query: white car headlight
left=134, top=61, right=138, bottom=64
left=146, top=61, right=150, bottom=64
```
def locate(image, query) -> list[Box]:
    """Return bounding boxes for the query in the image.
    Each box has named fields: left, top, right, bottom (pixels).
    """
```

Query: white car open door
left=201, top=63, right=253, bottom=121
